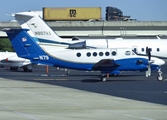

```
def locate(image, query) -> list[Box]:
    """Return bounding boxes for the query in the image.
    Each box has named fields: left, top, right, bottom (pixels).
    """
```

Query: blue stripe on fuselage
left=31, top=56, right=159, bottom=72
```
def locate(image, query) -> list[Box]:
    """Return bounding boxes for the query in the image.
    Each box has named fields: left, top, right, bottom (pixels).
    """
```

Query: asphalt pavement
left=0, top=65, right=166, bottom=120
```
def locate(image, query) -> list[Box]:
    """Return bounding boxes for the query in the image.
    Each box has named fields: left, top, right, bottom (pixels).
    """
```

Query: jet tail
left=14, top=12, right=62, bottom=42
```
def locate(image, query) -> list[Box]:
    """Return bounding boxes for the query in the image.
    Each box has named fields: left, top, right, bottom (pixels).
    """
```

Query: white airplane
left=0, top=51, right=32, bottom=72
left=4, top=28, right=165, bottom=81
left=14, top=12, right=167, bottom=64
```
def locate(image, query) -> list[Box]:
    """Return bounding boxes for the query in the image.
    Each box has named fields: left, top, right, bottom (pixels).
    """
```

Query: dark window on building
left=87, top=52, right=91, bottom=57
left=76, top=53, right=81, bottom=57
left=99, top=52, right=103, bottom=56
left=105, top=52, right=110, bottom=56
left=93, top=52, right=97, bottom=57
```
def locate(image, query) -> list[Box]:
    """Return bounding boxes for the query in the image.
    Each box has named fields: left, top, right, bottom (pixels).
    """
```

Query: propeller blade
left=146, top=47, right=151, bottom=77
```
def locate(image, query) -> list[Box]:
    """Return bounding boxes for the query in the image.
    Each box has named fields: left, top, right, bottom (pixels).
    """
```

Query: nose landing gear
left=157, top=68, right=163, bottom=81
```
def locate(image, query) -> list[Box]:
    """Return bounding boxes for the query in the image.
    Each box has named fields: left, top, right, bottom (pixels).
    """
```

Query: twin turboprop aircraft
left=4, top=28, right=165, bottom=81
left=9, top=11, right=167, bottom=80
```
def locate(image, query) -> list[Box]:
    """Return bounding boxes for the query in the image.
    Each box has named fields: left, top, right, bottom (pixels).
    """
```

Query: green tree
left=0, top=38, right=13, bottom=52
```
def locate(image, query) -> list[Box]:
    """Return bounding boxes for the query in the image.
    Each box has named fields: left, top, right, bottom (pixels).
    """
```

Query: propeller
left=132, top=47, right=153, bottom=77
left=146, top=47, right=152, bottom=77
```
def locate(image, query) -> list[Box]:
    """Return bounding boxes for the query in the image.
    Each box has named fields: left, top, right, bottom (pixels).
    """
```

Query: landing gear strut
left=157, top=68, right=163, bottom=81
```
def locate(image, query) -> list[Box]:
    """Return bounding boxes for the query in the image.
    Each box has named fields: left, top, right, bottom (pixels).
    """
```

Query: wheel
left=66, top=70, right=70, bottom=75
left=14, top=67, right=18, bottom=70
left=10, top=67, right=13, bottom=70
left=28, top=69, right=32, bottom=72
left=101, top=76, right=107, bottom=82
left=157, top=75, right=163, bottom=81
left=10, top=67, right=18, bottom=71
left=23, top=68, right=28, bottom=72
left=146, top=74, right=149, bottom=77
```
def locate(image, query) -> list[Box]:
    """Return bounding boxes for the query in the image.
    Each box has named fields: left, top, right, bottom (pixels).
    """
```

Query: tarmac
left=0, top=66, right=166, bottom=120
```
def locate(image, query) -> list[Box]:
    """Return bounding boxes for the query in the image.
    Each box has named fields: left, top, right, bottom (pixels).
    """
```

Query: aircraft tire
left=28, top=69, right=33, bottom=72
left=101, top=76, right=107, bottom=82
left=23, top=68, right=28, bottom=72
left=10, top=67, right=13, bottom=70
left=10, top=67, right=18, bottom=71
left=157, top=75, right=163, bottom=81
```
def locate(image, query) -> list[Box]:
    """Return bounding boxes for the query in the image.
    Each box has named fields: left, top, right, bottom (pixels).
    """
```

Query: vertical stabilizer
left=14, top=12, right=62, bottom=42
left=3, top=28, right=46, bottom=59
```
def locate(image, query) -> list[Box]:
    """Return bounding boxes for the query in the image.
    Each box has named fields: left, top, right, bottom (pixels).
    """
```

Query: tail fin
left=3, top=28, right=47, bottom=60
left=14, top=12, right=62, bottom=43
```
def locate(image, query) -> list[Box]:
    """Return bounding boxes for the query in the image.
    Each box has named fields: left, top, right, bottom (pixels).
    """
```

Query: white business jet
left=0, top=51, right=32, bottom=72
left=14, top=12, right=167, bottom=64
left=4, top=28, right=165, bottom=81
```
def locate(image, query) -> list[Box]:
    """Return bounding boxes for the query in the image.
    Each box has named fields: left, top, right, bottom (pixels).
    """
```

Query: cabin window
left=99, top=52, right=103, bottom=56
left=87, top=52, right=91, bottom=57
left=111, top=51, right=117, bottom=56
left=149, top=48, right=152, bottom=51
left=76, top=53, right=81, bottom=57
left=157, top=48, right=160, bottom=52
left=141, top=48, right=144, bottom=52
left=105, top=52, right=110, bottom=56
left=93, top=52, right=97, bottom=57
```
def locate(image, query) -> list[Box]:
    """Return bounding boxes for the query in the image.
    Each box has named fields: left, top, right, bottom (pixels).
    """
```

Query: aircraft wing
left=92, top=59, right=120, bottom=70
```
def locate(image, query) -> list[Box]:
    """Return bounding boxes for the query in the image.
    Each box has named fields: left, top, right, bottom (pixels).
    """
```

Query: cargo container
left=43, top=7, right=101, bottom=21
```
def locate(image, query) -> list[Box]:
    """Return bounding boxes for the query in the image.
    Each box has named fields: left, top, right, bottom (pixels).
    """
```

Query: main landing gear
left=23, top=68, right=32, bottom=72
left=100, top=73, right=119, bottom=81
left=157, top=68, right=163, bottom=81
left=101, top=75, right=107, bottom=82
left=100, top=69, right=164, bottom=82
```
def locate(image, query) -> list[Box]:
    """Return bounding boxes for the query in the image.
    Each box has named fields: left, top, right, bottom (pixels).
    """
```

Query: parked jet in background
left=0, top=51, right=32, bottom=72
left=14, top=12, right=167, bottom=64
left=4, top=28, right=165, bottom=81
